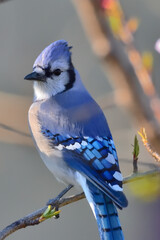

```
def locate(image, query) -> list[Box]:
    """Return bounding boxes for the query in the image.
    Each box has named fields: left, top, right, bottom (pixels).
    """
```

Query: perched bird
left=24, top=40, right=128, bottom=240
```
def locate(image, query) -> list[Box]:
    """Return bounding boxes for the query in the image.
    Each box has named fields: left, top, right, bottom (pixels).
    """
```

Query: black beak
left=24, top=72, right=46, bottom=82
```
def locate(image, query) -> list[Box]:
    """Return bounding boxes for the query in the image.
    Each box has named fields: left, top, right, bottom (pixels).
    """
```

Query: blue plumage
left=41, top=126, right=127, bottom=209
left=33, top=40, right=72, bottom=70
left=26, top=40, right=128, bottom=240
left=87, top=181, right=124, bottom=240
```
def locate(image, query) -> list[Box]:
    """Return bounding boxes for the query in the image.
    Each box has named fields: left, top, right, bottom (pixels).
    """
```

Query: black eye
left=53, top=69, right=62, bottom=76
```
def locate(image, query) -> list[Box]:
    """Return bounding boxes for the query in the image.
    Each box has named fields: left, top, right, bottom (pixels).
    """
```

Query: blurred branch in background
left=72, top=0, right=160, bottom=151
left=0, top=123, right=30, bottom=138
left=0, top=0, right=10, bottom=3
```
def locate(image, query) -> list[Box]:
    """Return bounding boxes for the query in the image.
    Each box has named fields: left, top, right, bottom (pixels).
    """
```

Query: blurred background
left=0, top=0, right=160, bottom=239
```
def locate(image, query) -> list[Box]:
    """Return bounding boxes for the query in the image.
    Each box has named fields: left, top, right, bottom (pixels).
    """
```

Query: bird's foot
left=39, top=205, right=61, bottom=222
left=47, top=184, right=73, bottom=206
left=43, top=184, right=73, bottom=220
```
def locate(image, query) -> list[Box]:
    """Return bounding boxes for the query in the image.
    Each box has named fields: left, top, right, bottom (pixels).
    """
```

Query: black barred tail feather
left=87, top=181, right=124, bottom=240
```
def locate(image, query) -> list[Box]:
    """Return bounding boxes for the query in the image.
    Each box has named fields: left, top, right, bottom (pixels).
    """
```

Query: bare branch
left=0, top=191, right=84, bottom=240
left=0, top=169, right=159, bottom=240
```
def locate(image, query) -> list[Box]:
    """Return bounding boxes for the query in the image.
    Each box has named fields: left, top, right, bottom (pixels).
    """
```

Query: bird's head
left=24, top=40, right=75, bottom=100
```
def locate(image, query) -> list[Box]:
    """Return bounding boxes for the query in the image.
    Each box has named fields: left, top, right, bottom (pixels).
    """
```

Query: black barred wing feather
left=41, top=127, right=128, bottom=208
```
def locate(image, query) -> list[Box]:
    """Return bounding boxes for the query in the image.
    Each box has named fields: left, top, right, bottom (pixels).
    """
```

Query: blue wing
left=41, top=127, right=128, bottom=209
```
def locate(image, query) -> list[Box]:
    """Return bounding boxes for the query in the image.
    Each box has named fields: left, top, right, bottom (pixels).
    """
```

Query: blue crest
left=33, top=40, right=72, bottom=68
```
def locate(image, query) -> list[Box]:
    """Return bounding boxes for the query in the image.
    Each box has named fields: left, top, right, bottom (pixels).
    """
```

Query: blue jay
left=24, top=40, right=128, bottom=240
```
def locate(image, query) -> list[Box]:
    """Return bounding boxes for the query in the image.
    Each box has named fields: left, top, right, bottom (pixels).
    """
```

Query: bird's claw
left=39, top=205, right=61, bottom=222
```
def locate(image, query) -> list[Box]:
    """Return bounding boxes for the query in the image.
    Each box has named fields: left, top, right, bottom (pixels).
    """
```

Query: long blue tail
left=86, top=181, right=124, bottom=240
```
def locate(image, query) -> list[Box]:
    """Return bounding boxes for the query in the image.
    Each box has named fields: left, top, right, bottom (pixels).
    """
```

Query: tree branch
left=72, top=0, right=160, bottom=151
left=0, top=169, right=159, bottom=240
left=0, top=190, right=84, bottom=240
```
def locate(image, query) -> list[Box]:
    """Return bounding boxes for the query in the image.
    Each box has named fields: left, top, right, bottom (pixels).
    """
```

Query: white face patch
left=33, top=70, right=70, bottom=100
left=34, top=66, right=45, bottom=74
left=33, top=58, right=71, bottom=101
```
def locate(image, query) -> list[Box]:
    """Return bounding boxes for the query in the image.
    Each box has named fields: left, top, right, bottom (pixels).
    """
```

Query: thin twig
left=0, top=123, right=30, bottom=138
left=123, top=168, right=160, bottom=184
left=0, top=169, right=159, bottom=240
left=138, top=128, right=160, bottom=162
left=132, top=135, right=139, bottom=173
